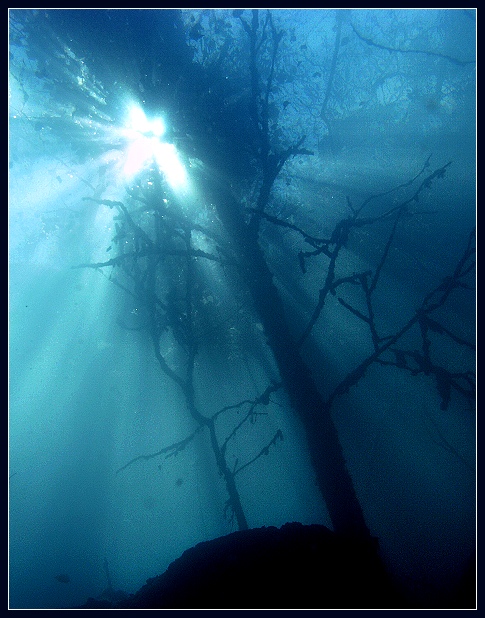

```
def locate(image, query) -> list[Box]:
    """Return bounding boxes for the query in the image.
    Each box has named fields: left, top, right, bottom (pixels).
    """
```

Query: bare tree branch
left=351, top=24, right=475, bottom=66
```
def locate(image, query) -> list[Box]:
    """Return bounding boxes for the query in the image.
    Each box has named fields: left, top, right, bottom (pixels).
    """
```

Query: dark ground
left=75, top=522, right=476, bottom=610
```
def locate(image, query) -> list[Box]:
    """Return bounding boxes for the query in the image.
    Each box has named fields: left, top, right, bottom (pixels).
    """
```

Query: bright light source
left=127, top=106, right=149, bottom=133
left=127, top=106, right=165, bottom=137
left=151, top=118, right=165, bottom=138
left=121, top=104, right=187, bottom=190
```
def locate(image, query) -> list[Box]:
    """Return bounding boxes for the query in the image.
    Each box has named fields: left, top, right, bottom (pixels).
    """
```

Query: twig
left=234, top=429, right=284, bottom=476
left=115, top=427, right=203, bottom=474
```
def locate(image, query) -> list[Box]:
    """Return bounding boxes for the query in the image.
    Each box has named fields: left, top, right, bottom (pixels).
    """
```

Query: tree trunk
left=203, top=175, right=371, bottom=540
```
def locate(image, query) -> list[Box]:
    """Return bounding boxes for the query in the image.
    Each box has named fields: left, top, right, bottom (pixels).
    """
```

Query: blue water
left=9, top=9, right=475, bottom=609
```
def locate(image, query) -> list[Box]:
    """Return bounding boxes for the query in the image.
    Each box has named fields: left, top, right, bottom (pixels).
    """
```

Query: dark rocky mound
left=80, top=522, right=402, bottom=609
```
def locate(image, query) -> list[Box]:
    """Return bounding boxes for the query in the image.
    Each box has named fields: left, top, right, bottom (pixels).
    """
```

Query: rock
left=115, top=522, right=400, bottom=609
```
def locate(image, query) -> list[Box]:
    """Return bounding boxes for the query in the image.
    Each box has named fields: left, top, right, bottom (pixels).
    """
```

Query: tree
left=9, top=8, right=475, bottom=607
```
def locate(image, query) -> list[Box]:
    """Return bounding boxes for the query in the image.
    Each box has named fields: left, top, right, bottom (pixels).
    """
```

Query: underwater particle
left=55, top=574, right=70, bottom=584
left=175, top=478, right=183, bottom=487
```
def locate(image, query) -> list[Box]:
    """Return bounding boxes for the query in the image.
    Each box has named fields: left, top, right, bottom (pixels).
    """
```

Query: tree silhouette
left=9, top=8, right=475, bottom=607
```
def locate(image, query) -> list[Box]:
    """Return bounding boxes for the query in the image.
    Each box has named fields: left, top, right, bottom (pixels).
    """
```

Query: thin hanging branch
left=234, top=429, right=284, bottom=476
left=351, top=23, right=475, bottom=66
left=321, top=11, right=343, bottom=119
left=115, top=427, right=203, bottom=474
